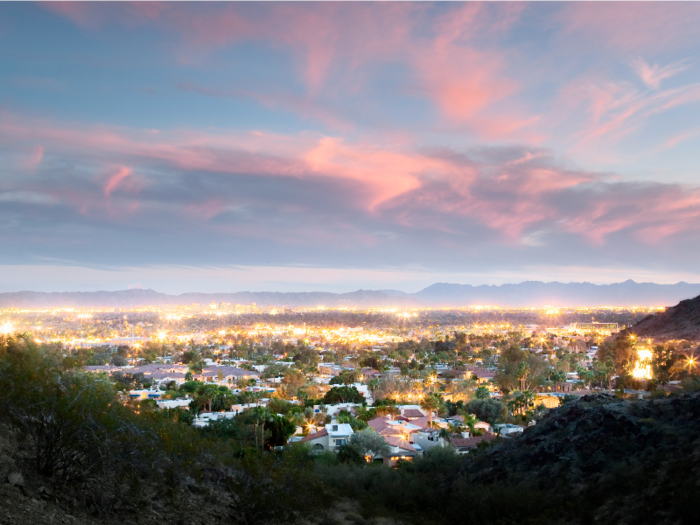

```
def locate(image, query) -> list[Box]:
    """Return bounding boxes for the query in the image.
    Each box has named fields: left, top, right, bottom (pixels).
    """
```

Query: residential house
left=411, top=427, right=452, bottom=452
left=449, top=433, right=498, bottom=454
left=464, top=366, right=496, bottom=384
left=440, top=369, right=470, bottom=380
left=399, top=407, right=426, bottom=420
left=494, top=423, right=524, bottom=437
left=359, top=367, right=381, bottom=379
left=382, top=435, right=418, bottom=466
left=200, top=366, right=260, bottom=385
left=318, top=363, right=343, bottom=376
left=300, top=423, right=354, bottom=452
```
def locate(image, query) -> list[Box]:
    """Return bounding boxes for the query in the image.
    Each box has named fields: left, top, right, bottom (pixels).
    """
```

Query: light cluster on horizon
left=0, top=303, right=666, bottom=350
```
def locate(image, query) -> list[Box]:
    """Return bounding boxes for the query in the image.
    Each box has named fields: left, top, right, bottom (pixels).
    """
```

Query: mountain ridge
left=2, top=280, right=700, bottom=308
left=630, top=293, right=700, bottom=340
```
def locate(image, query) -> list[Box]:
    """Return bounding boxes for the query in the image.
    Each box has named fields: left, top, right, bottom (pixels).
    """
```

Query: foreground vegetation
left=1, top=333, right=698, bottom=525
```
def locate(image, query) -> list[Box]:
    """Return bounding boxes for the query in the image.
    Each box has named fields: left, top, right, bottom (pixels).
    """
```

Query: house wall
left=412, top=432, right=447, bottom=452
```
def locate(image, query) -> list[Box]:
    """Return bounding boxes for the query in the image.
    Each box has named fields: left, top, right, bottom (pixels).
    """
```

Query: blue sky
left=1, top=2, right=700, bottom=293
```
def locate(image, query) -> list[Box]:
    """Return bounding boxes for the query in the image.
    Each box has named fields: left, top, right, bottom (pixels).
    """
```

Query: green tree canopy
left=323, top=386, right=365, bottom=404
left=349, top=428, right=389, bottom=461
left=464, top=398, right=507, bottom=424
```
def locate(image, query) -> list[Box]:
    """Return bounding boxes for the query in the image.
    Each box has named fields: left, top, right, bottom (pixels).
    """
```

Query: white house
left=411, top=427, right=450, bottom=452
left=192, top=411, right=237, bottom=428
left=494, top=423, right=524, bottom=437
left=299, top=423, right=354, bottom=452
left=157, top=397, right=192, bottom=410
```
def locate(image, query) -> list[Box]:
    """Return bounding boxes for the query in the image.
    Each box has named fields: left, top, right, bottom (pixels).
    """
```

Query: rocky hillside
left=631, top=293, right=700, bottom=340
left=466, top=393, right=699, bottom=523
left=3, top=393, right=699, bottom=525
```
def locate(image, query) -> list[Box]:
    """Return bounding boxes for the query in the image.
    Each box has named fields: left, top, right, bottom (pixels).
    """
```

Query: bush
left=337, top=443, right=365, bottom=465
left=464, top=398, right=506, bottom=423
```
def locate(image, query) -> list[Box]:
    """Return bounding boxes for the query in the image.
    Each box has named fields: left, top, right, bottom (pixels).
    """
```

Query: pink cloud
left=657, top=128, right=700, bottom=152
left=562, top=78, right=700, bottom=147
left=44, top=3, right=531, bottom=139
left=104, top=166, right=133, bottom=196
left=632, top=58, right=688, bottom=90
left=23, top=145, right=44, bottom=170
left=3, top=112, right=700, bottom=248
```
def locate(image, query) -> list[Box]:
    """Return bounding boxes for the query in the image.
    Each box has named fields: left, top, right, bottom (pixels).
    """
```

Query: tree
left=461, top=413, right=477, bottom=435
left=517, top=362, right=531, bottom=391
left=592, top=358, right=614, bottom=389
left=465, top=398, right=507, bottom=424
left=597, top=333, right=635, bottom=376
left=420, top=393, right=444, bottom=426
left=110, top=354, right=126, bottom=367
left=180, top=349, right=199, bottom=364
left=652, top=344, right=677, bottom=387
left=329, top=370, right=358, bottom=385
left=280, top=368, right=306, bottom=399
left=349, top=428, right=389, bottom=461
left=366, top=378, right=380, bottom=400
left=507, top=390, right=534, bottom=416
left=323, top=386, right=364, bottom=404
left=475, top=386, right=490, bottom=400
left=265, top=413, right=296, bottom=447
left=188, top=358, right=204, bottom=377
left=337, top=409, right=368, bottom=431
left=337, top=443, right=365, bottom=464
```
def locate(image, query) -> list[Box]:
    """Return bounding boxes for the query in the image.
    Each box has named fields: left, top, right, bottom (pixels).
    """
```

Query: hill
left=2, top=280, right=700, bottom=308
left=2, top=360, right=699, bottom=525
left=631, top=293, right=700, bottom=340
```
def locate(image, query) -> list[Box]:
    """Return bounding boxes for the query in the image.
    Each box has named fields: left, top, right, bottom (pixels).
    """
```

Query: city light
left=632, top=348, right=653, bottom=379
left=0, top=322, right=13, bottom=335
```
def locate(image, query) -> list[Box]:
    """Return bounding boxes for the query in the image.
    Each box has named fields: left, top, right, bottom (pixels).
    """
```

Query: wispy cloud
left=1, top=113, right=700, bottom=256
left=632, top=58, right=688, bottom=89
left=103, top=166, right=133, bottom=196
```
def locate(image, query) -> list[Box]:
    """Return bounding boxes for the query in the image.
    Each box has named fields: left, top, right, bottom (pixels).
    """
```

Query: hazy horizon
left=2, top=269, right=700, bottom=295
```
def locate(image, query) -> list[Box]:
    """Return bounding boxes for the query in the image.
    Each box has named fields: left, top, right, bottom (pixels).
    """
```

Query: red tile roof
left=368, top=416, right=391, bottom=433
left=409, top=416, right=432, bottom=428
left=402, top=409, right=425, bottom=419
left=384, top=435, right=417, bottom=453
left=450, top=433, right=497, bottom=449
left=300, top=428, right=328, bottom=442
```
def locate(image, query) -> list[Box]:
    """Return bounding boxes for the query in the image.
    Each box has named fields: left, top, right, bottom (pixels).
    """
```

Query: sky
left=2, top=1, right=700, bottom=293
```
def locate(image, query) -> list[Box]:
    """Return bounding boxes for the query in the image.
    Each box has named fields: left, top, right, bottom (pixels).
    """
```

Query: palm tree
left=420, top=393, right=442, bottom=427
left=239, top=390, right=252, bottom=407
left=439, top=427, right=452, bottom=444
left=365, top=378, right=380, bottom=402
left=461, top=413, right=477, bottom=435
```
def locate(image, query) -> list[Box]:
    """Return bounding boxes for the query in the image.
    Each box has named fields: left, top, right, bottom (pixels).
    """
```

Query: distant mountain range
left=2, top=280, right=700, bottom=308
